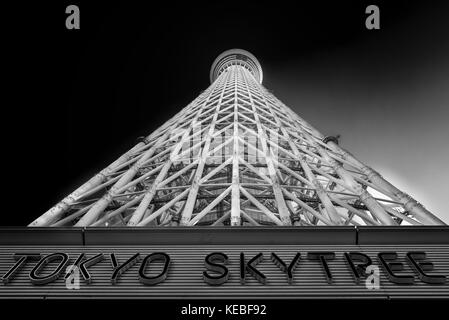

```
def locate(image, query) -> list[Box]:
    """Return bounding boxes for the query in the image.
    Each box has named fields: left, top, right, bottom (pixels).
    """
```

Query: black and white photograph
left=0, top=0, right=448, bottom=316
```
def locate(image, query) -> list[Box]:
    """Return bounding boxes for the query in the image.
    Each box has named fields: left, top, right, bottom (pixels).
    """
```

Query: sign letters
left=1, top=250, right=446, bottom=287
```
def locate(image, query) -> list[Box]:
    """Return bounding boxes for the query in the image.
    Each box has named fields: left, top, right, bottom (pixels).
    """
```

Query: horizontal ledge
left=0, top=228, right=84, bottom=245
left=0, top=226, right=447, bottom=246
left=357, top=226, right=449, bottom=245
left=83, top=227, right=356, bottom=245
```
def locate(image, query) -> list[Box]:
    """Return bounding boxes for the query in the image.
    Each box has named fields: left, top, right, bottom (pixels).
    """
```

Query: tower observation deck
left=30, top=49, right=445, bottom=227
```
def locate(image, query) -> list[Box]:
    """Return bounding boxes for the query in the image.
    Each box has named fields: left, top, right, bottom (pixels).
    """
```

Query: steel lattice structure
left=30, top=49, right=445, bottom=227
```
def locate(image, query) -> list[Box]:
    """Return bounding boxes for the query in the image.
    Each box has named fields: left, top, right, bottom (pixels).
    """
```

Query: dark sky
left=2, top=1, right=448, bottom=226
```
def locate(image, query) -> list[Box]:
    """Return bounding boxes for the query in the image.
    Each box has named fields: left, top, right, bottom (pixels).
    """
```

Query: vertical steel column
left=230, top=67, right=242, bottom=226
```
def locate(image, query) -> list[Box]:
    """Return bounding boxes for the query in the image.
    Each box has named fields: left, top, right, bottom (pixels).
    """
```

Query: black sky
left=2, top=1, right=448, bottom=226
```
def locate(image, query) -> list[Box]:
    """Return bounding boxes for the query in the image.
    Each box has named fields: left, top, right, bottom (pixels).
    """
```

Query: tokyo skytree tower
left=30, top=49, right=445, bottom=227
